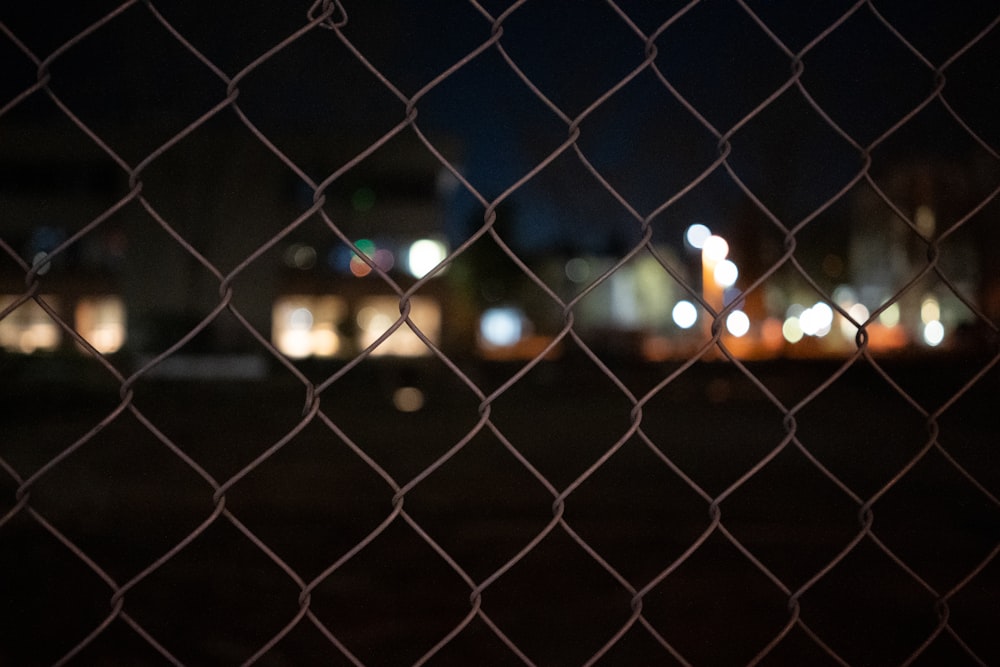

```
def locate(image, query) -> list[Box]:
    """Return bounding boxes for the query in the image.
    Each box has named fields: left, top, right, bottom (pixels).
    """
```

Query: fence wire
left=2, top=0, right=999, bottom=665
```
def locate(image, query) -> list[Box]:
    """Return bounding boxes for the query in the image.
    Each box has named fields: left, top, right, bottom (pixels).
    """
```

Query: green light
left=351, top=187, right=376, bottom=212
left=354, top=238, right=376, bottom=258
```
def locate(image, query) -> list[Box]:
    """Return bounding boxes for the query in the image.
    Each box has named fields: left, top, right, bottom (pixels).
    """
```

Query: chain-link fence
left=2, top=1, right=999, bottom=664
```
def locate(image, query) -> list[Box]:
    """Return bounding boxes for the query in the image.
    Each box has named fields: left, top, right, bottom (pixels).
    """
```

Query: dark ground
left=2, top=352, right=998, bottom=666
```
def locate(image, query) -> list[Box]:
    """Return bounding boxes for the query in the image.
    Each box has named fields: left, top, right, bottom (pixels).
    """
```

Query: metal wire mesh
left=2, top=0, right=999, bottom=664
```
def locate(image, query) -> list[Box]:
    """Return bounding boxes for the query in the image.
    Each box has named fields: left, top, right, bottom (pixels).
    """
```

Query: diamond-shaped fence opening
left=2, top=1, right=999, bottom=664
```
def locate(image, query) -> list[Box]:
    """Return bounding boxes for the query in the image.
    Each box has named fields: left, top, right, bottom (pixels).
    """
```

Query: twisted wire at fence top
left=1, top=0, right=999, bottom=664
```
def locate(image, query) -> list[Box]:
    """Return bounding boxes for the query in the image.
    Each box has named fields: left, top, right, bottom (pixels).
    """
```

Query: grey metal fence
left=2, top=1, right=999, bottom=664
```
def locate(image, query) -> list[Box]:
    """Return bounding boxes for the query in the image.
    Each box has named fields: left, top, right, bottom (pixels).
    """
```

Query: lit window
left=0, top=295, right=62, bottom=354
left=272, top=295, right=346, bottom=359
left=356, top=296, right=440, bottom=357
left=76, top=295, right=126, bottom=354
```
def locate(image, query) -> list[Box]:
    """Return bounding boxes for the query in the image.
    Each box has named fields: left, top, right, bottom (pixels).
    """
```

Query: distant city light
left=685, top=224, right=711, bottom=250
left=356, top=306, right=394, bottom=335
left=782, top=317, right=804, bottom=344
left=713, top=259, right=739, bottom=288
left=407, top=239, right=448, bottom=279
left=374, top=248, right=394, bottom=272
left=0, top=295, right=61, bottom=354
left=920, top=296, right=940, bottom=324
left=480, top=307, right=523, bottom=347
left=701, top=235, right=729, bottom=263
left=672, top=300, right=698, bottom=329
left=915, top=205, right=936, bottom=237
left=289, top=307, right=313, bottom=329
left=75, top=295, right=126, bottom=354
left=349, top=239, right=377, bottom=277
left=833, top=285, right=857, bottom=307
left=272, top=295, right=345, bottom=359
left=799, top=302, right=833, bottom=337
left=880, top=302, right=901, bottom=328
left=356, top=296, right=440, bottom=356
left=564, top=257, right=591, bottom=283
left=392, top=386, right=425, bottom=412
left=351, top=187, right=376, bottom=212
left=923, top=320, right=945, bottom=346
left=841, top=302, right=870, bottom=339
left=283, top=243, right=316, bottom=270
left=726, top=310, right=750, bottom=337
left=847, top=302, right=870, bottom=322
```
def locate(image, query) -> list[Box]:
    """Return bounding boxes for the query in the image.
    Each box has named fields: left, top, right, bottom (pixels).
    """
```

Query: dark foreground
left=2, top=353, right=998, bottom=666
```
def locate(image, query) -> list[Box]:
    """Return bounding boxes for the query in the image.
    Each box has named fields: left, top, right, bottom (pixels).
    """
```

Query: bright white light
left=289, top=307, right=313, bottom=329
left=811, top=302, right=834, bottom=333
left=672, top=300, right=698, bottom=329
left=799, top=308, right=819, bottom=336
left=783, top=317, right=804, bottom=343
left=726, top=310, right=750, bottom=337
left=701, top=235, right=729, bottom=263
left=713, top=259, right=739, bottom=288
left=848, top=302, right=870, bottom=323
left=923, top=320, right=945, bottom=346
left=407, top=239, right=447, bottom=278
left=278, top=329, right=312, bottom=359
left=685, top=224, right=711, bottom=249
left=480, top=308, right=523, bottom=347
left=840, top=302, right=870, bottom=339
left=799, top=302, right=833, bottom=337
left=920, top=297, right=940, bottom=324
left=880, top=302, right=901, bottom=328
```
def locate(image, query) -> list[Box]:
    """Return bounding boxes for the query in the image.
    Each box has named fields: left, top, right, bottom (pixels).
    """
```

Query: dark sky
left=2, top=0, right=999, bottom=261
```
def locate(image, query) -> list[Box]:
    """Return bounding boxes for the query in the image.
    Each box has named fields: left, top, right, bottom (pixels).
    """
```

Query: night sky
left=2, top=0, right=999, bottom=267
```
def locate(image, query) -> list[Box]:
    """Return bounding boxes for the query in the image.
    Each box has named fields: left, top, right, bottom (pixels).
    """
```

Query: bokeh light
left=782, top=317, right=804, bottom=343
left=685, top=223, right=711, bottom=249
left=726, top=310, right=750, bottom=337
left=480, top=307, right=523, bottom=347
left=923, top=320, right=944, bottom=346
left=701, top=235, right=729, bottom=263
left=920, top=297, right=940, bottom=324
left=672, top=300, right=698, bottom=329
left=392, top=386, right=425, bottom=412
left=565, top=257, right=591, bottom=283
left=880, top=302, right=901, bottom=328
left=407, top=239, right=448, bottom=278
left=713, top=259, right=738, bottom=288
